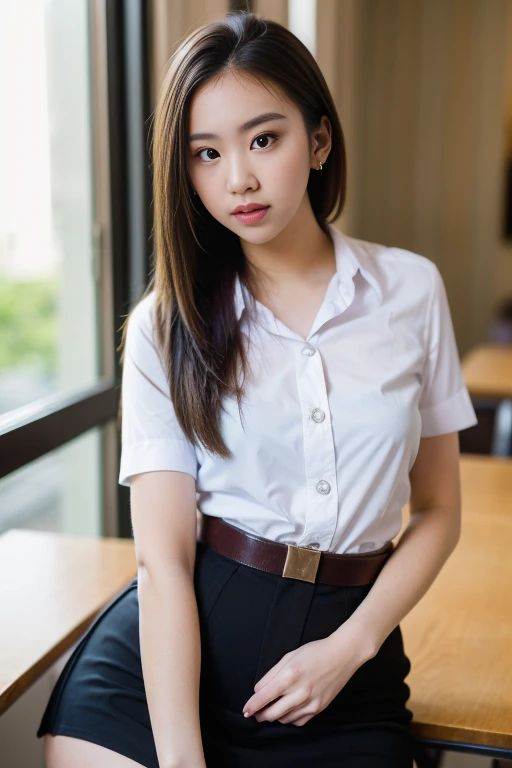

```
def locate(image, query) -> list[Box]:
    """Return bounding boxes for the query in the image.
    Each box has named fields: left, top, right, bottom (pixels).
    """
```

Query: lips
left=232, top=206, right=270, bottom=224
left=231, top=204, right=268, bottom=214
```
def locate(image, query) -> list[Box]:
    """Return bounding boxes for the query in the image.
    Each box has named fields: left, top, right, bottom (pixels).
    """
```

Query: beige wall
left=150, top=0, right=229, bottom=107
left=322, top=0, right=511, bottom=356
left=253, top=0, right=287, bottom=26
left=497, top=0, right=512, bottom=325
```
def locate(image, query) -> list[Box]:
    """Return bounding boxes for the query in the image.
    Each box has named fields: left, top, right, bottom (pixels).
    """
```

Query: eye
left=250, top=131, right=279, bottom=150
left=193, top=132, right=279, bottom=162
left=194, top=147, right=220, bottom=162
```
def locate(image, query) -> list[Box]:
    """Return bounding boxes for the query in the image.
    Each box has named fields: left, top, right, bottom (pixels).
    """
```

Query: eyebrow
left=188, top=112, right=287, bottom=142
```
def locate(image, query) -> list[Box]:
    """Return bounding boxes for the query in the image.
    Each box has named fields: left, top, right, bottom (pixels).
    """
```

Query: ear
left=310, top=116, right=332, bottom=169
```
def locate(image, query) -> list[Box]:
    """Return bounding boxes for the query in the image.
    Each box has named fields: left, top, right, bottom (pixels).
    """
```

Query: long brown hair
left=117, top=10, right=347, bottom=459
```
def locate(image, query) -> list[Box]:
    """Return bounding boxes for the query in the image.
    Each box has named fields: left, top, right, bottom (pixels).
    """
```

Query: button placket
left=298, top=342, right=338, bottom=551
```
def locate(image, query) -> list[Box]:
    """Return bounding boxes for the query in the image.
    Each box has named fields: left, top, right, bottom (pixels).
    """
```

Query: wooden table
left=0, top=529, right=136, bottom=715
left=462, top=343, right=512, bottom=399
left=401, top=454, right=512, bottom=761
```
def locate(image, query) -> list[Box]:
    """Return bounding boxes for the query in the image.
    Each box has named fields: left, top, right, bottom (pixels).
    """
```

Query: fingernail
left=243, top=711, right=250, bottom=717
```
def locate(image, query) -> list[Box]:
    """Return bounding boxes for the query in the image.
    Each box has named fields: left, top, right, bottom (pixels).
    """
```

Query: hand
left=242, top=626, right=373, bottom=727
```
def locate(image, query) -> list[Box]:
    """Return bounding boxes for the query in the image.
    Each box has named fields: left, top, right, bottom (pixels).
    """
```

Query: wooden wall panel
left=150, top=0, right=229, bottom=107
left=253, top=0, right=288, bottom=27
left=342, top=0, right=510, bottom=354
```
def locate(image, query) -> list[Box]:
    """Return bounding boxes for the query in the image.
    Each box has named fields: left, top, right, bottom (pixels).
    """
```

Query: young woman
left=37, top=10, right=478, bottom=768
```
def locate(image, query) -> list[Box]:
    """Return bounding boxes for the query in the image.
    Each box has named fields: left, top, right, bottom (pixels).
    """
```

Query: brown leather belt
left=198, top=514, right=394, bottom=587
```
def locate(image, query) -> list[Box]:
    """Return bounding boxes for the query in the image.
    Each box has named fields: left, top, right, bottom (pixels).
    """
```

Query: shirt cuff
left=419, top=386, right=478, bottom=437
left=118, top=438, right=198, bottom=486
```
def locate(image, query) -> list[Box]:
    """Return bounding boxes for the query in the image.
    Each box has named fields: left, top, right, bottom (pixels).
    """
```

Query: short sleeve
left=118, top=293, right=199, bottom=486
left=418, top=263, right=478, bottom=438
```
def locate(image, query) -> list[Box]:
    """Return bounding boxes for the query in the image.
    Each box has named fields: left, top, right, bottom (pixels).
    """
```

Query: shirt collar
left=327, top=223, right=383, bottom=306
left=233, top=222, right=383, bottom=322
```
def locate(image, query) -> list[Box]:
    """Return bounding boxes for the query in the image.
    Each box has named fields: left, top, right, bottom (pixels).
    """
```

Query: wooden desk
left=0, top=529, right=136, bottom=715
left=401, top=454, right=512, bottom=759
left=462, top=343, right=512, bottom=399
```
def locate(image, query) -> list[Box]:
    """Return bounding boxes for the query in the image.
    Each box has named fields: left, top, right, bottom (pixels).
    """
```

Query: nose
left=226, top=151, right=258, bottom=195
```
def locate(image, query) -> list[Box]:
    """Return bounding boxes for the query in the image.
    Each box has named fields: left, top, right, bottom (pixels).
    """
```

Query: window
left=0, top=0, right=100, bottom=415
left=0, top=0, right=138, bottom=537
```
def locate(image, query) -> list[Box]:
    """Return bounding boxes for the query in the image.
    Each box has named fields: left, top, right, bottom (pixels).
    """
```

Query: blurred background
left=0, top=0, right=511, bottom=765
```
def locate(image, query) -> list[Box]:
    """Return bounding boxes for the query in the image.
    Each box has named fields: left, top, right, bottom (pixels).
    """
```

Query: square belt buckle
left=282, top=544, right=321, bottom=583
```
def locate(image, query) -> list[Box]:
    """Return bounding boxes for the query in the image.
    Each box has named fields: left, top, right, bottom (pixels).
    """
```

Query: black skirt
left=37, top=538, right=415, bottom=767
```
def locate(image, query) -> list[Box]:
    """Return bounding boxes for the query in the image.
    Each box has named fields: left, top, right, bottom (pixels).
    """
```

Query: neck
left=240, top=201, right=335, bottom=300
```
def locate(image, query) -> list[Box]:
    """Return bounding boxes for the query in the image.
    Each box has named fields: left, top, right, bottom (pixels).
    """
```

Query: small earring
left=193, top=189, right=198, bottom=196
left=317, top=161, right=323, bottom=171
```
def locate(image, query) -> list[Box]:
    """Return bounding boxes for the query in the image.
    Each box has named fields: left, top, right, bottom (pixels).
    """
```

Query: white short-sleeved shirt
left=118, top=223, right=477, bottom=554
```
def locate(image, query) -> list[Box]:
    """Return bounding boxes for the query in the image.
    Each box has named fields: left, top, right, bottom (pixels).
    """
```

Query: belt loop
left=282, top=544, right=321, bottom=583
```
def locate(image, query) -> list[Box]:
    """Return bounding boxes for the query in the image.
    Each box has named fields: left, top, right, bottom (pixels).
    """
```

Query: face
left=186, top=70, right=327, bottom=245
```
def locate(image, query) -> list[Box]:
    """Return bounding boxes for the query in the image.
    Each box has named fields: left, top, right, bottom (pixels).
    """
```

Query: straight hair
left=117, top=10, right=347, bottom=459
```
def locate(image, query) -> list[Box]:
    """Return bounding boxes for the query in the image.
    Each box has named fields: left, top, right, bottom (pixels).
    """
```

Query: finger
left=245, top=665, right=296, bottom=715
left=255, top=689, right=306, bottom=723
left=254, top=652, right=291, bottom=692
left=294, top=714, right=313, bottom=726
left=279, top=708, right=313, bottom=726
left=245, top=679, right=286, bottom=717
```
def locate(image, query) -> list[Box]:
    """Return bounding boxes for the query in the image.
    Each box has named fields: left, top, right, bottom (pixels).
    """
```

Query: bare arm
left=130, top=469, right=206, bottom=768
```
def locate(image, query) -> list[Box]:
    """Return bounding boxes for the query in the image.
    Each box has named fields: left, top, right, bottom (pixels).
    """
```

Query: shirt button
left=311, top=408, right=325, bottom=423
left=301, top=344, right=316, bottom=356
left=305, top=541, right=320, bottom=549
left=316, top=480, right=331, bottom=495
